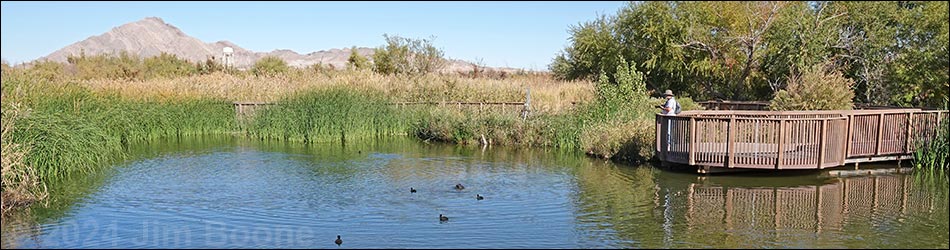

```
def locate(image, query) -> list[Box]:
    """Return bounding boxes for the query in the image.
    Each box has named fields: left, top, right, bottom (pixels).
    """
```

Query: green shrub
left=252, top=56, right=290, bottom=77
left=143, top=52, right=197, bottom=79
left=346, top=46, right=371, bottom=70
left=770, top=62, right=855, bottom=110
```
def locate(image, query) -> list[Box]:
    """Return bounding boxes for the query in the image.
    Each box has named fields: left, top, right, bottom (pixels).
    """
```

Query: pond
left=2, top=136, right=947, bottom=248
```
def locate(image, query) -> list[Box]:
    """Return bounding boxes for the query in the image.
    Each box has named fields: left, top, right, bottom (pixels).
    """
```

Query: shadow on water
left=2, top=135, right=947, bottom=248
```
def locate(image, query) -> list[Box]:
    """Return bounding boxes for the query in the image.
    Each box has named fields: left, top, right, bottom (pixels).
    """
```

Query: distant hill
left=35, top=17, right=525, bottom=73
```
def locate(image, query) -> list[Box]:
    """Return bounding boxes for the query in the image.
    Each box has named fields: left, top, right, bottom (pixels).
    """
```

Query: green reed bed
left=913, top=121, right=950, bottom=174
left=246, top=87, right=411, bottom=143
left=2, top=77, right=236, bottom=183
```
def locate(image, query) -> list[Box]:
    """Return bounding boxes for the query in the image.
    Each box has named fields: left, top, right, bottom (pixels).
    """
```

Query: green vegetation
left=770, top=61, right=855, bottom=111
left=346, top=46, right=371, bottom=70
left=913, top=121, right=949, bottom=174
left=248, top=88, right=408, bottom=143
left=372, top=34, right=446, bottom=75
left=552, top=1, right=949, bottom=108
left=252, top=56, right=290, bottom=76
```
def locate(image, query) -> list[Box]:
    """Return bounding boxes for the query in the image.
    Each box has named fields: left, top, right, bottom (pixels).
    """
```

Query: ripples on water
left=1, top=136, right=947, bottom=249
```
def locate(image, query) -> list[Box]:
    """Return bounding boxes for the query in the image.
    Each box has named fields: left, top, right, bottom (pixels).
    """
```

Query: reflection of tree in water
left=573, top=163, right=664, bottom=248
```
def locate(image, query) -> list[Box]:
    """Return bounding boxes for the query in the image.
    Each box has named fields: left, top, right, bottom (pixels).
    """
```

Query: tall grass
left=2, top=72, right=236, bottom=184
left=913, top=121, right=949, bottom=174
left=247, top=87, right=409, bottom=143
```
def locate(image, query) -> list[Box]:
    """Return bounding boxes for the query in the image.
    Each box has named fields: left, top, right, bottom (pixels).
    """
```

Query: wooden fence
left=656, top=109, right=948, bottom=170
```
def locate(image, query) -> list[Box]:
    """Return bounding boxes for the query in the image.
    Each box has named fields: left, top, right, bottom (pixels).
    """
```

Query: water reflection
left=1, top=135, right=946, bottom=248
left=574, top=167, right=949, bottom=248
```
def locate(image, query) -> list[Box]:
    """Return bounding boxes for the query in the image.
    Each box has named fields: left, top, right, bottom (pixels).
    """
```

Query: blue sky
left=1, top=1, right=627, bottom=70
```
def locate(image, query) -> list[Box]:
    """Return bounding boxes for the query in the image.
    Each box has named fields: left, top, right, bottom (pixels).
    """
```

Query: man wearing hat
left=658, top=89, right=679, bottom=115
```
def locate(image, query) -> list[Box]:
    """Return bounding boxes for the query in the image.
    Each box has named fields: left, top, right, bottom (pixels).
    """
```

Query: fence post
left=656, top=114, right=662, bottom=157
left=818, top=119, right=827, bottom=168
left=776, top=119, right=786, bottom=169
left=727, top=117, right=736, bottom=168
left=904, top=112, right=913, bottom=154
left=689, top=117, right=697, bottom=166
left=846, top=114, right=855, bottom=158
left=875, top=113, right=884, bottom=156
left=521, top=88, right=531, bottom=121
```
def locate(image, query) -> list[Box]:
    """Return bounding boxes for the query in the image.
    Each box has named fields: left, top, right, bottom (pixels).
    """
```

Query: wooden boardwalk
left=656, top=109, right=948, bottom=172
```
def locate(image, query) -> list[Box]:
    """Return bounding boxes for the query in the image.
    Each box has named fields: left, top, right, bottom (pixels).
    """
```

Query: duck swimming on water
left=476, top=194, right=484, bottom=200
left=454, top=183, right=465, bottom=190
left=410, top=187, right=417, bottom=193
left=335, top=235, right=342, bottom=246
left=439, top=214, right=449, bottom=221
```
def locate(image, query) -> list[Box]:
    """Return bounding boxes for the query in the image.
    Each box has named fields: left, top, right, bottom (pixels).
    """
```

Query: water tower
left=223, top=47, right=234, bottom=70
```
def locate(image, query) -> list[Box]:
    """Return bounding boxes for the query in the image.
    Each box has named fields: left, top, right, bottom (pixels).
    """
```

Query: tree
left=770, top=61, right=854, bottom=111
left=346, top=46, right=371, bottom=70
left=372, top=34, right=446, bottom=75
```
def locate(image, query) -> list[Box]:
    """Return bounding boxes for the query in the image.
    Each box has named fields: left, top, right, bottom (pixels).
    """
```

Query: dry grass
left=76, top=70, right=595, bottom=114
left=1, top=103, right=47, bottom=216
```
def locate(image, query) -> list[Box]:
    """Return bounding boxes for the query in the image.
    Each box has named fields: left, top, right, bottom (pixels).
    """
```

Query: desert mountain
left=37, top=17, right=513, bottom=72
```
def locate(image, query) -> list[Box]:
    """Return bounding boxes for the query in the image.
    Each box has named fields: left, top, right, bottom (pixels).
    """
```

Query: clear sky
left=1, top=1, right=627, bottom=70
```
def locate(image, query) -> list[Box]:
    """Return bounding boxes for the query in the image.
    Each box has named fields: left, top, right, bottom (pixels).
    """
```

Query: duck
left=335, top=235, right=342, bottom=246
left=454, top=183, right=465, bottom=190
left=410, top=187, right=417, bottom=193
left=439, top=214, right=449, bottom=222
left=476, top=194, right=484, bottom=200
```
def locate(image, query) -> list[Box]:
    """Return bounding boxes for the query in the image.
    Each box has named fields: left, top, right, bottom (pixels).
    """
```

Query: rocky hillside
left=36, top=17, right=520, bottom=73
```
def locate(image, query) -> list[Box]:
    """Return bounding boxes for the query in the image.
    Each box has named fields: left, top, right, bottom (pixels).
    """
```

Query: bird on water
left=410, top=187, right=417, bottom=193
left=439, top=214, right=449, bottom=222
left=476, top=194, right=484, bottom=200
left=335, top=235, right=342, bottom=246
left=454, top=183, right=465, bottom=190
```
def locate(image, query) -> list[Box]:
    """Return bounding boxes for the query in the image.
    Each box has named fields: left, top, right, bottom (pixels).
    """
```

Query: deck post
left=689, top=117, right=697, bottom=166
left=845, top=114, right=855, bottom=158
left=727, top=117, right=736, bottom=168
left=904, top=112, right=913, bottom=154
left=776, top=119, right=786, bottom=169
left=875, top=113, right=884, bottom=156
left=818, top=119, right=827, bottom=168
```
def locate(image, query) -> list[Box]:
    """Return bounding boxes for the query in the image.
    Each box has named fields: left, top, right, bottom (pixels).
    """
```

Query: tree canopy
left=551, top=1, right=948, bottom=108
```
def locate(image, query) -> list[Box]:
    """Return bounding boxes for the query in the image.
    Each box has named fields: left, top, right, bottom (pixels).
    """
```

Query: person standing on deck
left=657, top=90, right=679, bottom=151
left=659, top=90, right=678, bottom=115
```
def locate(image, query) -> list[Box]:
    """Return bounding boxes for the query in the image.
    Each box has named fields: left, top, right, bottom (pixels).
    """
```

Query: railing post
left=689, top=117, right=697, bottom=166
left=727, top=117, right=736, bottom=168
left=904, top=112, right=913, bottom=154
left=875, top=113, right=884, bottom=156
left=846, top=114, right=854, bottom=158
left=818, top=119, right=827, bottom=168
left=776, top=119, right=786, bottom=169
left=656, top=114, right=662, bottom=157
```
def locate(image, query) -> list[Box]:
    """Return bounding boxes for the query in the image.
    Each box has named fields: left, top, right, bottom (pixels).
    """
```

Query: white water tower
left=223, top=47, right=234, bottom=69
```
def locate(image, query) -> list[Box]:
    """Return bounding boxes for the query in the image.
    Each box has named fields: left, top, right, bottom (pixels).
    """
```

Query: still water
left=2, top=136, right=948, bottom=248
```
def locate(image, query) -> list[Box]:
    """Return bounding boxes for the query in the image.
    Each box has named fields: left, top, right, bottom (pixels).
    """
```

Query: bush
left=66, top=51, right=143, bottom=80
left=372, top=34, right=446, bottom=75
left=770, top=61, right=855, bottom=110
left=143, top=52, right=197, bottom=79
left=346, top=46, right=371, bottom=70
left=252, top=56, right=289, bottom=77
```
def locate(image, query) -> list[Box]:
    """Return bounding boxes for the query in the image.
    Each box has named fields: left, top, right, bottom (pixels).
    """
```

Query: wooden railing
left=656, top=109, right=948, bottom=170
